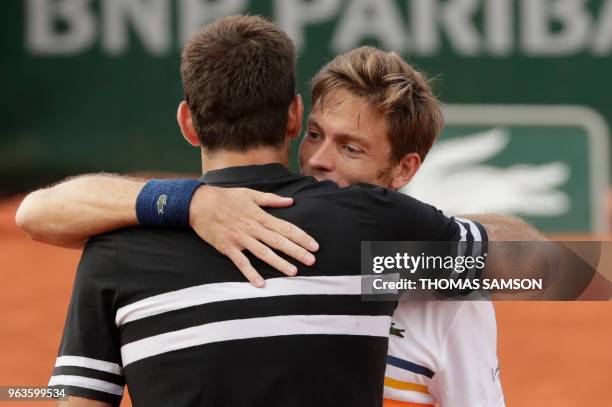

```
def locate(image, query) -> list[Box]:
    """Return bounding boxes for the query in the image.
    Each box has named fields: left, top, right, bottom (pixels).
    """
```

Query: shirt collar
left=199, top=163, right=293, bottom=185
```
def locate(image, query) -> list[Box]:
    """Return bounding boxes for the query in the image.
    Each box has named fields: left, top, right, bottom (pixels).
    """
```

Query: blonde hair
left=311, top=46, right=443, bottom=162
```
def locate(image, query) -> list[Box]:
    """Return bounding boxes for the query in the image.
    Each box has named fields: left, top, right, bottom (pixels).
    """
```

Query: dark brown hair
left=181, top=15, right=296, bottom=152
left=311, top=46, right=443, bottom=162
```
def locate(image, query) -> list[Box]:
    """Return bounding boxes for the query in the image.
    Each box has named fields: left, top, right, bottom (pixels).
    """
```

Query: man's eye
left=342, top=145, right=362, bottom=156
left=306, top=132, right=321, bottom=141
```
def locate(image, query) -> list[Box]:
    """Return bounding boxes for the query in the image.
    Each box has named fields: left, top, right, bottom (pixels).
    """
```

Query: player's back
left=49, top=164, right=462, bottom=407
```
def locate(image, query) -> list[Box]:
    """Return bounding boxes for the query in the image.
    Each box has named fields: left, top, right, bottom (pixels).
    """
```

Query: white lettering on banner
left=485, top=0, right=513, bottom=55
left=331, top=0, right=408, bottom=53
left=24, top=0, right=612, bottom=57
left=27, top=0, right=96, bottom=55
left=102, top=0, right=170, bottom=56
left=276, top=0, right=341, bottom=51
left=411, top=0, right=436, bottom=55
left=440, top=0, right=482, bottom=56
left=592, top=0, right=612, bottom=54
left=523, top=0, right=592, bottom=56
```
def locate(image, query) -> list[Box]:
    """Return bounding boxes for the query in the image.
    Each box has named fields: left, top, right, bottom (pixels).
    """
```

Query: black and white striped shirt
left=49, top=164, right=486, bottom=406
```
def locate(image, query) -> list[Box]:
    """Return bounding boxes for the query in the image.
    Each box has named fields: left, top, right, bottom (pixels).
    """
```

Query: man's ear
left=286, top=95, right=304, bottom=140
left=177, top=101, right=201, bottom=147
left=390, top=153, right=422, bottom=190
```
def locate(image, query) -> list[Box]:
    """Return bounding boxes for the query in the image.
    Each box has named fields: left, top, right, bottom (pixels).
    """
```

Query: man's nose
left=308, top=142, right=335, bottom=171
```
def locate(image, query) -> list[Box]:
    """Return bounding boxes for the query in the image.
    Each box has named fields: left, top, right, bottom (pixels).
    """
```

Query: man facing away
left=41, top=15, right=491, bottom=407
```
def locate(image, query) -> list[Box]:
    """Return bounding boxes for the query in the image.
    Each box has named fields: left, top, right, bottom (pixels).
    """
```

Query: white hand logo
left=401, top=128, right=571, bottom=216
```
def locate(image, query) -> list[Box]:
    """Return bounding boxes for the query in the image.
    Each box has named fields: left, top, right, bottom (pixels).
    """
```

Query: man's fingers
left=250, top=190, right=293, bottom=208
left=262, top=215, right=319, bottom=252
left=225, top=248, right=265, bottom=287
left=240, top=235, right=299, bottom=277
left=246, top=190, right=319, bottom=252
left=255, top=226, right=315, bottom=267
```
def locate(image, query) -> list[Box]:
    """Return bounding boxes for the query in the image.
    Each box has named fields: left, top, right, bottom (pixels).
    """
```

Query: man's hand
left=190, top=186, right=319, bottom=287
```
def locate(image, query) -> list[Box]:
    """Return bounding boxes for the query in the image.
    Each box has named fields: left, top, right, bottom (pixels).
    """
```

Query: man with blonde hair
left=302, top=46, right=507, bottom=407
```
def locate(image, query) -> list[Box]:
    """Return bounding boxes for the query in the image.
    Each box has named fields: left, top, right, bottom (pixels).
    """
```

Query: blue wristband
left=136, top=179, right=202, bottom=227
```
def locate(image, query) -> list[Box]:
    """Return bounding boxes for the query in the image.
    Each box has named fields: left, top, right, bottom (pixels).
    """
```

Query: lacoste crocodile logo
left=390, top=323, right=405, bottom=338
left=157, top=194, right=168, bottom=215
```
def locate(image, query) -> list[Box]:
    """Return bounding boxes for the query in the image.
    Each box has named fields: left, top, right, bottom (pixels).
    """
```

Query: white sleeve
left=431, top=301, right=506, bottom=407
left=383, top=300, right=441, bottom=407
left=383, top=300, right=505, bottom=407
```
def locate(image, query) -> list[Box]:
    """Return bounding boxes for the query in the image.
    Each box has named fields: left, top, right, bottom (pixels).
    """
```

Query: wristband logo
left=156, top=194, right=168, bottom=215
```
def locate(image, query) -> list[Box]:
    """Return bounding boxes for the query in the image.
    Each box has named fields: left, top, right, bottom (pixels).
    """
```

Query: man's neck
left=201, top=146, right=290, bottom=173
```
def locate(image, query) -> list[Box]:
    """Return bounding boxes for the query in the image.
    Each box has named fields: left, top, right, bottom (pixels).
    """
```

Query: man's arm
left=459, top=214, right=571, bottom=300
left=16, top=174, right=319, bottom=286
left=460, top=214, right=546, bottom=241
left=17, top=176, right=547, bottom=287
left=16, top=174, right=142, bottom=248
